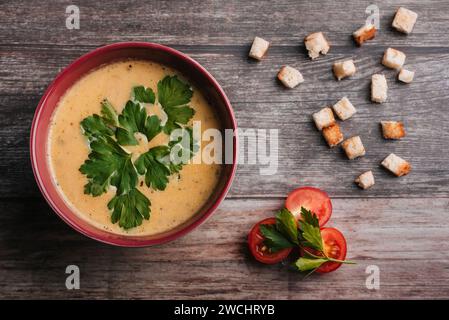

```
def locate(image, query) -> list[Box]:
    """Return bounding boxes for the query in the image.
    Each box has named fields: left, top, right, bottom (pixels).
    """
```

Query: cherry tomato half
left=248, top=218, right=292, bottom=264
left=304, top=227, right=347, bottom=273
left=285, top=187, right=332, bottom=227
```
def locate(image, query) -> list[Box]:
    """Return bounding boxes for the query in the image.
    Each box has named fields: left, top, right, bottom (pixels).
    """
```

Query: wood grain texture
left=1, top=197, right=449, bottom=299
left=1, top=0, right=449, bottom=299
left=1, top=0, right=449, bottom=46
left=2, top=2, right=449, bottom=198
left=2, top=46, right=449, bottom=198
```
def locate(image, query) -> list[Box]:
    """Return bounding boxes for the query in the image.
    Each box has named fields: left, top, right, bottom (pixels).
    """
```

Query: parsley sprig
left=260, top=207, right=355, bottom=275
left=115, top=100, right=161, bottom=145
left=134, top=127, right=198, bottom=191
left=134, top=146, right=172, bottom=191
left=79, top=75, right=196, bottom=230
left=79, top=134, right=138, bottom=196
left=296, top=208, right=355, bottom=273
left=133, top=85, right=155, bottom=104
left=108, top=188, right=150, bottom=229
left=157, top=76, right=195, bottom=134
left=259, top=208, right=299, bottom=252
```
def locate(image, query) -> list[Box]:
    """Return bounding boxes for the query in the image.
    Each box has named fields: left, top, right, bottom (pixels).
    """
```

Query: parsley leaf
left=115, top=100, right=161, bottom=145
left=158, top=75, right=193, bottom=108
left=256, top=208, right=299, bottom=253
left=134, top=127, right=198, bottom=190
left=79, top=135, right=138, bottom=196
left=298, top=207, right=323, bottom=252
left=295, top=256, right=328, bottom=272
left=259, top=224, right=295, bottom=252
left=100, top=99, right=119, bottom=127
left=134, top=146, right=171, bottom=191
left=168, top=127, right=199, bottom=173
left=163, top=105, right=195, bottom=134
left=293, top=207, right=356, bottom=274
left=116, top=100, right=146, bottom=145
left=108, top=188, right=150, bottom=229
left=144, top=115, right=163, bottom=142
left=133, top=86, right=155, bottom=104
left=81, top=114, right=114, bottom=140
left=276, top=208, right=299, bottom=245
left=157, top=76, right=195, bottom=133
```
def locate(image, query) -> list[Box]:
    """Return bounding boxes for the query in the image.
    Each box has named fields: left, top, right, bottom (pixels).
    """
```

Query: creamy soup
left=48, top=60, right=222, bottom=236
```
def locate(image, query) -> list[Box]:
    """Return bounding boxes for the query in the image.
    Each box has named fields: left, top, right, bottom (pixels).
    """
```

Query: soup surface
left=48, top=60, right=222, bottom=236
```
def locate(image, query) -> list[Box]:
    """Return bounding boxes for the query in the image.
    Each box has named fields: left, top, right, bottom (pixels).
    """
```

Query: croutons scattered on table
left=333, top=59, right=356, bottom=81
left=322, top=123, right=344, bottom=148
left=398, top=69, right=415, bottom=83
left=381, top=121, right=406, bottom=139
left=248, top=37, right=270, bottom=60
left=355, top=171, right=375, bottom=190
left=333, top=97, right=357, bottom=120
left=392, top=7, right=418, bottom=34
left=371, top=74, right=388, bottom=103
left=304, top=32, right=330, bottom=59
left=277, top=65, right=304, bottom=88
left=247, top=10, right=417, bottom=188
left=353, top=24, right=376, bottom=46
left=381, top=153, right=411, bottom=176
left=382, top=48, right=406, bottom=70
left=342, top=136, right=366, bottom=160
left=312, top=107, right=336, bottom=131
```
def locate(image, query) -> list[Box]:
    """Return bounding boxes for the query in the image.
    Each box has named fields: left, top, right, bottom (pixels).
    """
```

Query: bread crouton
left=312, top=107, right=336, bottom=131
left=398, top=69, right=414, bottom=83
left=304, top=32, right=330, bottom=60
left=381, top=121, right=406, bottom=139
left=249, top=37, right=270, bottom=60
left=333, top=97, right=356, bottom=120
left=392, top=7, right=418, bottom=34
left=322, top=123, right=344, bottom=147
left=277, top=66, right=304, bottom=88
left=342, top=136, right=365, bottom=160
left=353, top=24, right=376, bottom=46
left=371, top=74, right=388, bottom=103
left=381, top=153, right=411, bottom=176
left=333, top=60, right=356, bottom=80
left=355, top=171, right=375, bottom=189
left=382, top=48, right=406, bottom=70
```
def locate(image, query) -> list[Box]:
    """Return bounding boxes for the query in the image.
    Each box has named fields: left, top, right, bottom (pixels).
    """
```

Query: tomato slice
left=312, top=227, right=347, bottom=273
left=248, top=218, right=292, bottom=264
left=285, top=187, right=332, bottom=227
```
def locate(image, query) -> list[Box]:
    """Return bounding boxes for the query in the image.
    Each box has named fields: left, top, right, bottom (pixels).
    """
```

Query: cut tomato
left=248, top=218, right=292, bottom=264
left=285, top=187, right=332, bottom=227
left=310, top=227, right=347, bottom=273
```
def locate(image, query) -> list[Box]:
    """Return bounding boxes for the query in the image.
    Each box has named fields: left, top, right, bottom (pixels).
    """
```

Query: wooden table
left=1, top=0, right=449, bottom=299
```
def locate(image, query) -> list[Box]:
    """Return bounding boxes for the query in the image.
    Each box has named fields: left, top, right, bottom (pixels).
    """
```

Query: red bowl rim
left=30, top=42, right=238, bottom=247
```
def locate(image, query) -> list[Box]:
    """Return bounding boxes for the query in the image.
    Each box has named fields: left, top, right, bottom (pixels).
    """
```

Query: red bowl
left=30, top=42, right=237, bottom=247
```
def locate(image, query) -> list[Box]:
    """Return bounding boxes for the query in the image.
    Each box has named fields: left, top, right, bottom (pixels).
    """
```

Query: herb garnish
left=157, top=76, right=195, bottom=134
left=79, top=75, right=196, bottom=230
left=133, top=85, right=155, bottom=104
left=259, top=208, right=298, bottom=252
left=259, top=207, right=354, bottom=275
left=100, top=99, right=119, bottom=127
left=79, top=135, right=137, bottom=197
left=134, top=146, right=172, bottom=191
left=115, top=100, right=161, bottom=146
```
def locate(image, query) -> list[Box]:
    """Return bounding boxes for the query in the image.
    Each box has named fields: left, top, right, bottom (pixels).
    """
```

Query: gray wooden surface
left=1, top=0, right=449, bottom=299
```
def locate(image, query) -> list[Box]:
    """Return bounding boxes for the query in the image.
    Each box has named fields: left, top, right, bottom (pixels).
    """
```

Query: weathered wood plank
left=1, top=51, right=448, bottom=198
left=1, top=0, right=449, bottom=300
left=1, top=197, right=448, bottom=299
left=2, top=44, right=448, bottom=99
left=1, top=0, right=448, bottom=47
